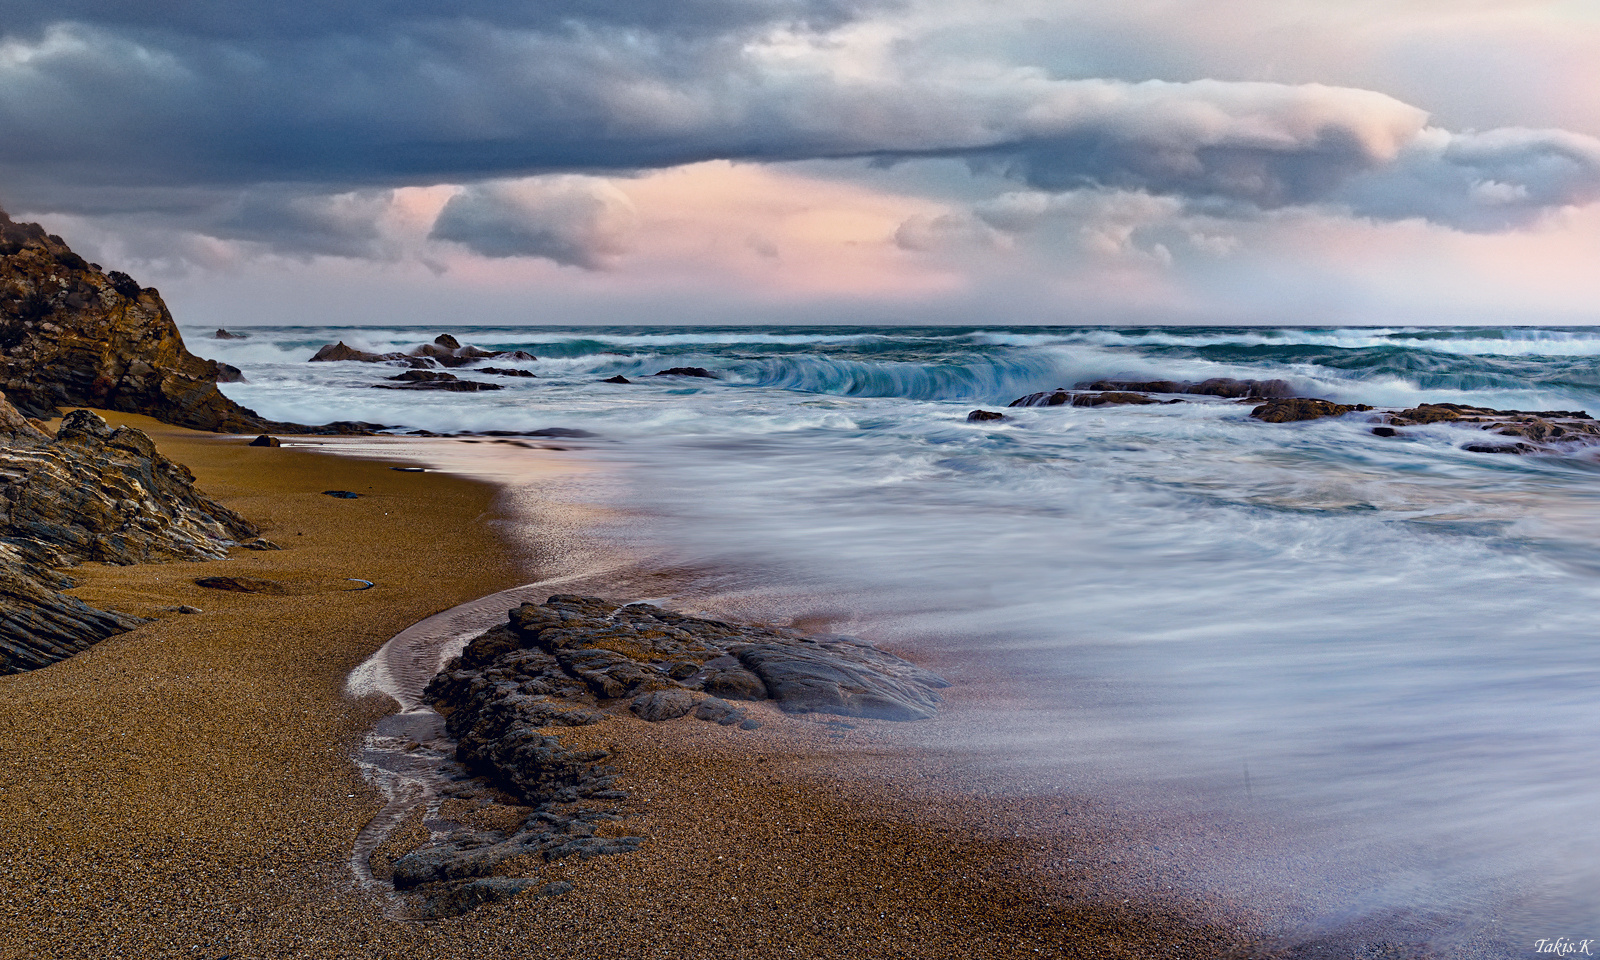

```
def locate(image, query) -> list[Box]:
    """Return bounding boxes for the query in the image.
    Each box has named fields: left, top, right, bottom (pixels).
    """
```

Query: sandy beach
left=0, top=413, right=1272, bottom=959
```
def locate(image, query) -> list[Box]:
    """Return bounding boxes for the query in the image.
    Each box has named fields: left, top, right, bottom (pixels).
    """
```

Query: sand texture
left=0, top=413, right=1274, bottom=959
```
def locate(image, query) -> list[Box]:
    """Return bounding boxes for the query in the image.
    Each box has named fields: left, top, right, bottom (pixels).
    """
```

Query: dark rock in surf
left=479, top=367, right=536, bottom=377
left=1076, top=377, right=1296, bottom=399
left=527, top=427, right=596, bottom=439
left=388, top=370, right=457, bottom=383
left=433, top=333, right=461, bottom=350
left=1072, top=391, right=1160, bottom=407
left=1372, top=427, right=1398, bottom=437
left=212, top=328, right=248, bottom=340
left=967, top=410, right=1005, bottom=422
left=653, top=367, right=717, bottom=379
left=373, top=379, right=503, bottom=392
left=216, top=363, right=246, bottom=383
left=1464, top=442, right=1535, bottom=455
left=1250, top=398, right=1372, bottom=423
left=1008, top=390, right=1163, bottom=408
left=602, top=375, right=631, bottom=384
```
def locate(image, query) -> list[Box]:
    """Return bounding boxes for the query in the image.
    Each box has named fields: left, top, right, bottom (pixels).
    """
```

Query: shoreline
left=1, top=412, right=1277, bottom=958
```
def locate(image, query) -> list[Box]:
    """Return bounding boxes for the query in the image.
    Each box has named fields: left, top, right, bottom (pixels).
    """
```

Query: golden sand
left=0, top=414, right=1263, bottom=959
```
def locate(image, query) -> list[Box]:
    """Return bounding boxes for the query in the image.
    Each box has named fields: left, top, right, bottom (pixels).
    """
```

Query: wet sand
left=0, top=413, right=1273, bottom=959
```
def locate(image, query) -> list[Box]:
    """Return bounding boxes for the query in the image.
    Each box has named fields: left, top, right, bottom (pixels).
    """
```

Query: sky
left=3, top=0, right=1599, bottom=326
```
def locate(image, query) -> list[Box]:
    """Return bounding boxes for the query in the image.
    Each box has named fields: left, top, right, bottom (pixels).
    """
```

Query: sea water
left=192, top=325, right=1600, bottom=948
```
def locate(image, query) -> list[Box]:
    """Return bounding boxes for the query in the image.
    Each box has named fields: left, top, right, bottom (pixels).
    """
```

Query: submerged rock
left=602, top=375, right=631, bottom=384
left=1008, top=389, right=1163, bottom=408
left=966, top=410, right=1006, bottom=422
left=0, top=401, right=259, bottom=673
left=1250, top=398, right=1373, bottom=423
left=212, top=328, right=248, bottom=340
left=1077, top=377, right=1296, bottom=399
left=653, top=367, right=717, bottom=379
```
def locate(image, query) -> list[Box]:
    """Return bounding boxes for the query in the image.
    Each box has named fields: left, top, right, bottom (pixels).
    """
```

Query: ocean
left=191, top=324, right=1600, bottom=949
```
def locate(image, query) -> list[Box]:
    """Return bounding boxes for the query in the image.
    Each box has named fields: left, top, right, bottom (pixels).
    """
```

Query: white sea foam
left=258, top=323, right=1600, bottom=941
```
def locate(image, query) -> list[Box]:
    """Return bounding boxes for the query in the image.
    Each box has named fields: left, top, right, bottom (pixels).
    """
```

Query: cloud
left=1337, top=127, right=1600, bottom=230
left=429, top=176, right=638, bottom=268
left=3, top=0, right=1599, bottom=265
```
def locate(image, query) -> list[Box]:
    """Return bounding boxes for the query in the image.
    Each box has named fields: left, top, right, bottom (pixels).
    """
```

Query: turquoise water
left=194, top=324, right=1600, bottom=949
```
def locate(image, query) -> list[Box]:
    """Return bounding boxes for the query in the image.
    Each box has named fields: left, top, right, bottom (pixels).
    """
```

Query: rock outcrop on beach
left=0, top=211, right=265, bottom=430
left=309, top=334, right=536, bottom=369
left=390, top=594, right=949, bottom=915
left=0, top=399, right=260, bottom=674
left=0, top=210, right=379, bottom=435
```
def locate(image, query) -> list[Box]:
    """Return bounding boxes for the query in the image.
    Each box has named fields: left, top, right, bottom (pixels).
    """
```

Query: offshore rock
left=1008, top=390, right=1163, bottom=408
left=1, top=400, right=259, bottom=674
left=1250, top=398, right=1373, bottom=423
left=966, top=410, right=1006, bottom=421
left=1384, top=403, right=1600, bottom=453
left=1076, top=377, right=1296, bottom=399
left=653, top=367, right=717, bottom=379
left=309, top=334, right=536, bottom=369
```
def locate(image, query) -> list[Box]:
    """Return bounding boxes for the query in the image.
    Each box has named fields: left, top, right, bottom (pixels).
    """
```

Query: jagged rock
left=630, top=689, right=699, bottom=721
left=212, top=329, right=248, bottom=340
left=1072, top=391, right=1161, bottom=407
left=1009, top=390, right=1073, bottom=407
left=654, top=367, right=717, bottom=379
left=374, top=379, right=503, bottom=392
left=479, top=367, right=536, bottom=377
left=0, top=401, right=258, bottom=673
left=0, top=212, right=378, bottom=435
left=1250, top=398, right=1372, bottom=423
left=602, top=375, right=631, bottom=384
left=248, top=435, right=280, bottom=447
left=1008, top=390, right=1163, bottom=408
left=0, top=212, right=264, bottom=430
left=387, top=370, right=457, bottom=383
left=967, top=410, right=1005, bottom=421
left=1076, top=377, right=1296, bottom=399
left=414, top=595, right=946, bottom=915
left=216, top=363, right=246, bottom=384
left=310, top=341, right=405, bottom=363
left=308, top=335, right=536, bottom=369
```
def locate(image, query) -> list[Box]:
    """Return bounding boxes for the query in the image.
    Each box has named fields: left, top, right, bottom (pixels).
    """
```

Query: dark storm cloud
left=0, top=0, right=866, bottom=41
left=2, top=3, right=1597, bottom=256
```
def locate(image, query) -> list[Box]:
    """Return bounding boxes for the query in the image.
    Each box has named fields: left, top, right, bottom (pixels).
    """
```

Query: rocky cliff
left=0, top=396, right=259, bottom=674
left=0, top=209, right=377, bottom=434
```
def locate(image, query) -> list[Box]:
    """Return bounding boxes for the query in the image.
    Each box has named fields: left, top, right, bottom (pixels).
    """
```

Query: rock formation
left=387, top=594, right=947, bottom=916
left=0, top=210, right=374, bottom=434
left=309, top=333, right=536, bottom=369
left=1009, top=389, right=1166, bottom=408
left=0, top=399, right=259, bottom=674
left=1077, top=377, right=1295, bottom=399
left=1250, top=398, right=1372, bottom=422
